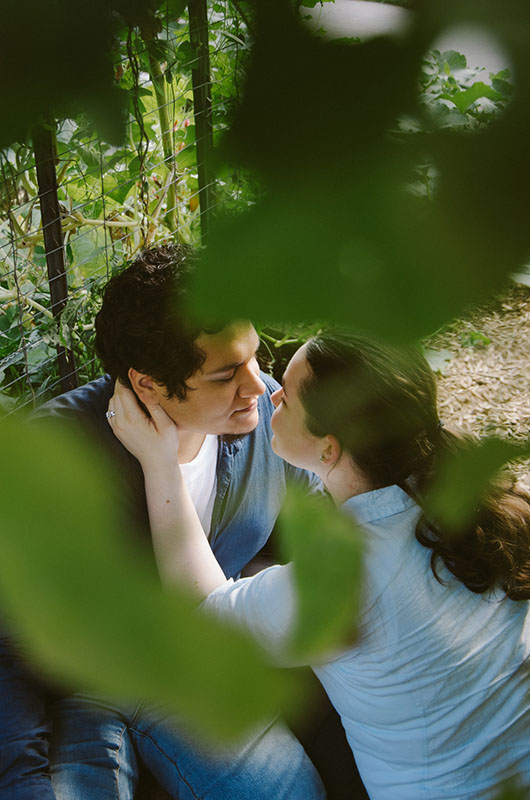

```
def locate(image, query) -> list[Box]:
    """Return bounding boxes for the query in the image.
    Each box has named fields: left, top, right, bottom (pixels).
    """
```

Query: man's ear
left=128, top=367, right=164, bottom=405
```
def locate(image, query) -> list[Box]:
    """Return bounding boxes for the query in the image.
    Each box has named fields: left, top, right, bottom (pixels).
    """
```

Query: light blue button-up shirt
left=206, top=484, right=530, bottom=799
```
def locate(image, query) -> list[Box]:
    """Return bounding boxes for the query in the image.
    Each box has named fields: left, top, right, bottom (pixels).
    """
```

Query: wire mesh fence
left=0, top=1, right=251, bottom=416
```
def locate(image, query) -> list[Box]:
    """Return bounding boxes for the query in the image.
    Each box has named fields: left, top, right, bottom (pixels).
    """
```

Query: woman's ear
left=128, top=367, right=164, bottom=405
left=320, top=434, right=341, bottom=466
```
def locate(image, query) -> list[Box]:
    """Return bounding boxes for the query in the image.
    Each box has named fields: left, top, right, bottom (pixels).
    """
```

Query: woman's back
left=206, top=484, right=530, bottom=799
left=316, top=485, right=530, bottom=799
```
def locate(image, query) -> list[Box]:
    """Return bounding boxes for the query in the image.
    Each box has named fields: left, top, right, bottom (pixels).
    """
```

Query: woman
left=108, top=333, right=530, bottom=800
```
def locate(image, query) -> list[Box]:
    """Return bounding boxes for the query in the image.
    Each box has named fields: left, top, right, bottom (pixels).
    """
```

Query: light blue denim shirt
left=37, top=372, right=318, bottom=579
left=206, top=484, right=530, bottom=799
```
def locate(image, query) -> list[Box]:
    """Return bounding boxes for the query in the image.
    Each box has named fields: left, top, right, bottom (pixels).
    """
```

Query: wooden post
left=33, top=123, right=78, bottom=393
left=188, top=0, right=215, bottom=241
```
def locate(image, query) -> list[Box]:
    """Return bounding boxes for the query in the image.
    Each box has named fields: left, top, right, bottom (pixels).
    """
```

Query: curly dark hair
left=95, top=244, right=221, bottom=400
left=300, top=332, right=530, bottom=601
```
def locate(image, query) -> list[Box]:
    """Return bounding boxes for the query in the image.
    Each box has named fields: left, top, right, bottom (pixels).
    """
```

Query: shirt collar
left=342, top=484, right=417, bottom=525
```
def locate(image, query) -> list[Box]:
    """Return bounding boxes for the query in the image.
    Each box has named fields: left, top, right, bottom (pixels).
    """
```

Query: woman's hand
left=107, top=380, right=180, bottom=473
left=108, top=380, right=227, bottom=596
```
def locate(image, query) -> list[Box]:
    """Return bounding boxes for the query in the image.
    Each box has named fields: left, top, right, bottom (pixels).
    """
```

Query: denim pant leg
left=0, top=636, right=56, bottom=800
left=130, top=708, right=326, bottom=800
left=50, top=694, right=139, bottom=800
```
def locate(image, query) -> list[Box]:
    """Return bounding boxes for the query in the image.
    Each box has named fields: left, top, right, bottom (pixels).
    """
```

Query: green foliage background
left=1, top=3, right=530, bottom=795
left=0, top=0, right=254, bottom=412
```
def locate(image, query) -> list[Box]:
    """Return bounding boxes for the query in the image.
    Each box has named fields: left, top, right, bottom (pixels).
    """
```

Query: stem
left=146, top=45, right=177, bottom=232
left=229, top=0, right=256, bottom=39
left=16, top=213, right=140, bottom=246
left=151, top=166, right=177, bottom=225
left=0, top=288, right=54, bottom=319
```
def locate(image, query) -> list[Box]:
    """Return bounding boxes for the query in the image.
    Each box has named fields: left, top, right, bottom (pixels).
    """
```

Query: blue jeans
left=50, top=694, right=326, bottom=800
left=0, top=635, right=56, bottom=800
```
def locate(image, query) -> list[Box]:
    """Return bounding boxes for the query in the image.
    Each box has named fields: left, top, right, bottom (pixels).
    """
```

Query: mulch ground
left=424, top=281, right=530, bottom=492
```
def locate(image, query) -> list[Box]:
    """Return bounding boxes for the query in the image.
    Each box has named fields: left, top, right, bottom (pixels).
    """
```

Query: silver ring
left=106, top=410, right=116, bottom=420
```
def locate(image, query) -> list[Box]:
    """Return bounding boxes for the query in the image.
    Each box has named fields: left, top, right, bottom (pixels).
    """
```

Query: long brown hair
left=300, top=333, right=530, bottom=601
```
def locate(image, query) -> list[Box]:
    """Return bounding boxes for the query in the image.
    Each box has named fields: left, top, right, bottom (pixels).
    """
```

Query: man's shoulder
left=37, top=374, right=113, bottom=414
left=34, top=374, right=114, bottom=429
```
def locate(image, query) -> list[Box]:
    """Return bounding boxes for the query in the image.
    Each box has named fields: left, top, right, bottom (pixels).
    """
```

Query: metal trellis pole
left=33, top=123, right=78, bottom=394
left=188, top=0, right=215, bottom=242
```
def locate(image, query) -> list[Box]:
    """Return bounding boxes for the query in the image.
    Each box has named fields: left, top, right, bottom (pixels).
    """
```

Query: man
left=0, top=634, right=58, bottom=800
left=35, top=244, right=325, bottom=799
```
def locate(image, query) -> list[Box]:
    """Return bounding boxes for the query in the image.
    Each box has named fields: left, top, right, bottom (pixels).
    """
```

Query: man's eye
left=216, top=373, right=235, bottom=382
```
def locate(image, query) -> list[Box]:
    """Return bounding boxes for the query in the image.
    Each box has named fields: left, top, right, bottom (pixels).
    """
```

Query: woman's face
left=270, top=344, right=322, bottom=470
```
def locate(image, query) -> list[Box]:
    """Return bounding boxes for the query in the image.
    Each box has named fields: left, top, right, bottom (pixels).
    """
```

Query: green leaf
left=441, top=82, right=503, bottom=113
left=192, top=142, right=520, bottom=341
left=460, top=330, right=491, bottom=349
left=0, top=390, right=17, bottom=412
left=128, top=155, right=142, bottom=180
left=25, top=342, right=54, bottom=367
left=301, top=0, right=335, bottom=7
left=69, top=226, right=109, bottom=279
left=0, top=0, right=122, bottom=148
left=426, top=438, right=530, bottom=531
left=33, top=245, right=47, bottom=269
left=192, top=2, right=530, bottom=340
left=164, top=0, right=188, bottom=18
left=435, top=50, right=467, bottom=73
left=176, top=40, right=195, bottom=64
left=491, top=779, right=530, bottom=800
left=107, top=178, right=135, bottom=204
left=0, top=416, right=299, bottom=740
left=491, top=70, right=514, bottom=97
left=136, top=87, right=155, bottom=99
left=176, top=143, right=197, bottom=169
left=279, top=486, right=364, bottom=659
left=77, top=145, right=101, bottom=170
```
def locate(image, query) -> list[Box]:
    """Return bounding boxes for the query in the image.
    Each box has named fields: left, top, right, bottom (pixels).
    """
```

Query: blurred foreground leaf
left=0, top=0, right=125, bottom=147
left=280, top=486, right=364, bottom=660
left=492, top=779, right=530, bottom=800
left=426, top=437, right=530, bottom=531
left=0, top=415, right=299, bottom=739
left=191, top=0, right=530, bottom=341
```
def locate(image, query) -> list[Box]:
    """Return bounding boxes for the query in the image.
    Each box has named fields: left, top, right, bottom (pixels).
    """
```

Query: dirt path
left=424, top=281, right=530, bottom=491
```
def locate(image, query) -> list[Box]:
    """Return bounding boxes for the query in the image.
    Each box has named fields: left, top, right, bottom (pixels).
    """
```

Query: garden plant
left=1, top=1, right=530, bottom=797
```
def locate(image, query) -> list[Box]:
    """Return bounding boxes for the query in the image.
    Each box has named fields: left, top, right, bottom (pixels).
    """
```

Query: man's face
left=159, top=322, right=266, bottom=435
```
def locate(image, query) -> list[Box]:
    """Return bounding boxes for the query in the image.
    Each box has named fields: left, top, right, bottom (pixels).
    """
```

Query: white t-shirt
left=203, top=484, right=530, bottom=800
left=179, top=434, right=218, bottom=537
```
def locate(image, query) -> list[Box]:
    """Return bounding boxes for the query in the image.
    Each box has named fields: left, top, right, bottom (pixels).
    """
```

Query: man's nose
left=239, top=362, right=266, bottom=397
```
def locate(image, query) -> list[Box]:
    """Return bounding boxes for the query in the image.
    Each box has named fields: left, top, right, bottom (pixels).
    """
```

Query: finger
left=107, top=380, right=124, bottom=423
left=107, top=379, right=134, bottom=426
left=148, top=402, right=175, bottom=431
left=106, top=388, right=117, bottom=425
left=114, top=379, right=145, bottom=422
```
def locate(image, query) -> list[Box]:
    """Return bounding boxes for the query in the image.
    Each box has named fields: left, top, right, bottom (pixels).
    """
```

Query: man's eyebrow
left=204, top=360, right=242, bottom=376
left=204, top=341, right=260, bottom=376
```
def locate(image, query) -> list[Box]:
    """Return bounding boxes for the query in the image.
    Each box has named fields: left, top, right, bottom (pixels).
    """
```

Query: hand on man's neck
left=177, top=430, right=208, bottom=464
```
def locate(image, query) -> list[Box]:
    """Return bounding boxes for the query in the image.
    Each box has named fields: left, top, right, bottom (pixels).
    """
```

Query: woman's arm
left=108, top=381, right=227, bottom=597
